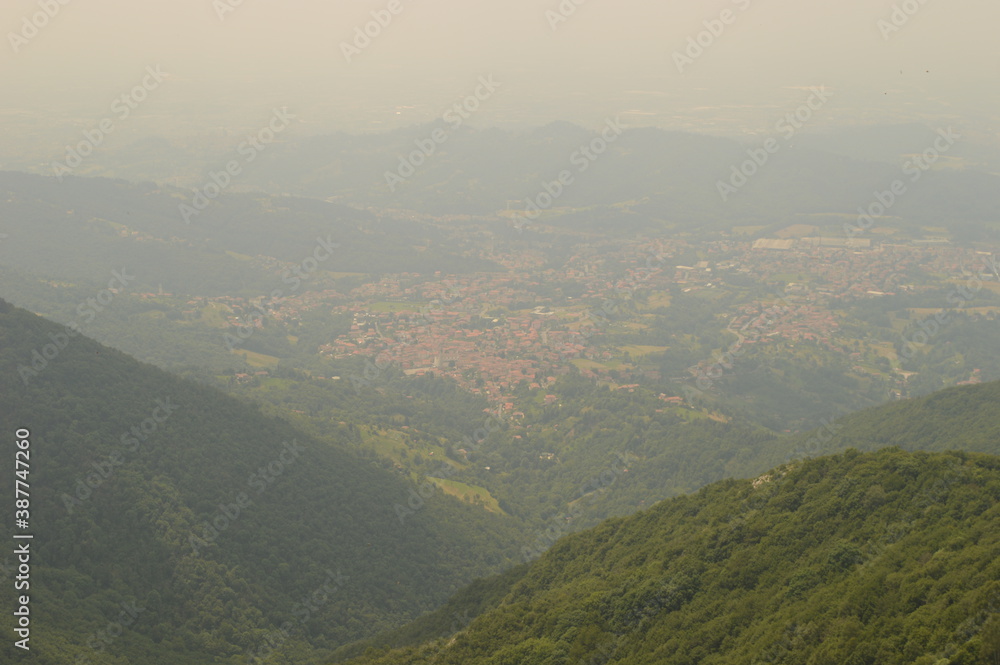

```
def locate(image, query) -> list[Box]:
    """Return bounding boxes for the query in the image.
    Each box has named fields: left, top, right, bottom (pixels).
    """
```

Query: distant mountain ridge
left=9, top=122, right=997, bottom=240
left=0, top=170, right=501, bottom=296
left=201, top=122, right=1000, bottom=236
left=6, top=118, right=999, bottom=243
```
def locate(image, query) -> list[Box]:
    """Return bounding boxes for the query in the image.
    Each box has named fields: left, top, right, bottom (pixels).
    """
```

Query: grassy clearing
left=234, top=350, right=280, bottom=367
left=430, top=478, right=504, bottom=514
left=619, top=345, right=669, bottom=358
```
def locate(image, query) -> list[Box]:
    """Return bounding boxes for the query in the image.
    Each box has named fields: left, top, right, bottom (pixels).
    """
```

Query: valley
left=2, top=7, right=1000, bottom=658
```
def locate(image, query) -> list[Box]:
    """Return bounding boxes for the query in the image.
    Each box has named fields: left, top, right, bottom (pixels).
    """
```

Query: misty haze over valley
left=1, top=2, right=999, bottom=664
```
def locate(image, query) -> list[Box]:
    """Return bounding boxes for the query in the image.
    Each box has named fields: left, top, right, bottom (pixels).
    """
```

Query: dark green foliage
left=331, top=564, right=531, bottom=662
left=784, top=380, right=1000, bottom=461
left=0, top=300, right=526, bottom=664
left=344, top=449, right=1000, bottom=665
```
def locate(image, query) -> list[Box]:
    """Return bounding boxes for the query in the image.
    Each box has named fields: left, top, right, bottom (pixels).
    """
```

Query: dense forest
left=0, top=299, right=526, bottom=664
left=344, top=448, right=1000, bottom=665
left=3, top=298, right=1000, bottom=663
left=4, top=4, right=1000, bottom=663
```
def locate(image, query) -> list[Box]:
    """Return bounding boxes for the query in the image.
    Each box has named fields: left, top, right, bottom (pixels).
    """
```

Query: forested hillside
left=0, top=171, right=499, bottom=296
left=0, top=299, right=526, bottom=664
left=346, top=448, right=1000, bottom=665
left=4, top=3, right=998, bottom=664
left=783, top=380, right=1000, bottom=460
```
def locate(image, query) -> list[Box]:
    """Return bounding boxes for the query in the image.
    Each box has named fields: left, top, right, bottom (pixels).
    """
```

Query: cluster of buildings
left=172, top=230, right=996, bottom=404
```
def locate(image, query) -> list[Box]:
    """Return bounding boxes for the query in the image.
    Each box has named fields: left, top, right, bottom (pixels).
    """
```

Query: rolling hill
left=0, top=298, right=526, bottom=664
left=69, top=122, right=1000, bottom=240
left=343, top=447, right=1000, bottom=665
left=0, top=170, right=500, bottom=297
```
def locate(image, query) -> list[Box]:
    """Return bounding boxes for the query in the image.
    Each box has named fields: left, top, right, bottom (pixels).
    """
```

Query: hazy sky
left=1, top=0, right=998, bottom=137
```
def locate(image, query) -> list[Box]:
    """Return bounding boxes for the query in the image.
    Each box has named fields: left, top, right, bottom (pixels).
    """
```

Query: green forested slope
left=784, top=380, right=1000, bottom=461
left=0, top=171, right=499, bottom=297
left=331, top=564, right=532, bottom=662
left=0, top=299, right=526, bottom=664
left=346, top=448, right=1000, bottom=665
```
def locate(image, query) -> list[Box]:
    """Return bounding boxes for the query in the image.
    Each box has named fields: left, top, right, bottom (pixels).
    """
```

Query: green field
left=234, top=349, right=281, bottom=367
left=431, top=478, right=505, bottom=514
